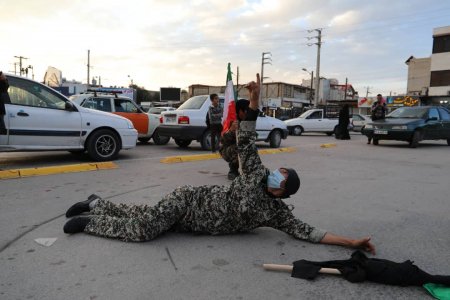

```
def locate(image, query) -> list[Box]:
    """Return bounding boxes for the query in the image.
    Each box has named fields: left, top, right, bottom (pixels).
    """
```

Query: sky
left=1, top=0, right=450, bottom=96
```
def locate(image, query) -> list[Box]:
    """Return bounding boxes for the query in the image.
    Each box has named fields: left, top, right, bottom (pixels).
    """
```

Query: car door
left=5, top=76, right=83, bottom=148
left=255, top=112, right=271, bottom=140
left=112, top=98, right=149, bottom=135
left=423, top=108, right=441, bottom=139
left=351, top=114, right=364, bottom=131
left=438, top=107, right=450, bottom=139
left=305, top=110, right=323, bottom=130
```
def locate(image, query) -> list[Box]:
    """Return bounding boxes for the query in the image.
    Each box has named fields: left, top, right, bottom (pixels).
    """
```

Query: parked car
left=147, top=106, right=176, bottom=115
left=362, top=106, right=450, bottom=148
left=70, top=93, right=169, bottom=145
left=158, top=95, right=289, bottom=150
left=351, top=113, right=372, bottom=132
left=0, top=74, right=138, bottom=161
left=284, top=108, right=339, bottom=136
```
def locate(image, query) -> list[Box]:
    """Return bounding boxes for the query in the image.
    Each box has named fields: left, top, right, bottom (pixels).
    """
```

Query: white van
left=158, top=95, right=288, bottom=150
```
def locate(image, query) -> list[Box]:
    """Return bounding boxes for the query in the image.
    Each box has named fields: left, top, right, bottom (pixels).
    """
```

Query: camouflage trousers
left=219, top=144, right=239, bottom=171
left=84, top=186, right=195, bottom=242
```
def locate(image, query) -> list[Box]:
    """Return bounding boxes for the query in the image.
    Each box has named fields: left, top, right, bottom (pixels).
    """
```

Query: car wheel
left=373, top=138, right=379, bottom=145
left=201, top=129, right=219, bottom=151
left=409, top=131, right=422, bottom=148
left=152, top=130, right=170, bottom=145
left=86, top=129, right=121, bottom=161
left=269, top=130, right=282, bottom=148
left=174, top=139, right=192, bottom=148
left=138, top=137, right=151, bottom=143
left=292, top=126, right=303, bottom=136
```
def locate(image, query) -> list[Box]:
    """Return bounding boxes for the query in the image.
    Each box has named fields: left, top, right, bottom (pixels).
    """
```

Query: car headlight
left=126, top=120, right=135, bottom=129
left=365, top=124, right=373, bottom=129
left=391, top=125, right=407, bottom=130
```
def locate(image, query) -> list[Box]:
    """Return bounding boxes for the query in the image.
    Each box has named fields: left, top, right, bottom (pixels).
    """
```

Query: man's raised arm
left=237, top=74, right=264, bottom=175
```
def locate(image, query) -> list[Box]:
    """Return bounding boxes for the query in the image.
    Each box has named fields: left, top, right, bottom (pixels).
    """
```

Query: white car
left=158, top=95, right=289, bottom=150
left=0, top=75, right=138, bottom=161
left=70, top=93, right=170, bottom=145
left=284, top=108, right=339, bottom=136
left=351, top=113, right=371, bottom=132
left=147, top=106, right=176, bottom=115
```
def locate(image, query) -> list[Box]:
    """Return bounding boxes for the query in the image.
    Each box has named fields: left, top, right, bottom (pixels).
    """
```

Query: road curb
left=160, top=147, right=297, bottom=164
left=0, top=162, right=118, bottom=179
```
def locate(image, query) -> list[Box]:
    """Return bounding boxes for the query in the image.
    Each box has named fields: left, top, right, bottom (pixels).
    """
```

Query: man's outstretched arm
left=319, top=233, right=376, bottom=254
left=267, top=206, right=376, bottom=254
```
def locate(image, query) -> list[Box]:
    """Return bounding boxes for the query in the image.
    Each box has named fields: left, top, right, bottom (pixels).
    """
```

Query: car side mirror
left=65, top=101, right=76, bottom=111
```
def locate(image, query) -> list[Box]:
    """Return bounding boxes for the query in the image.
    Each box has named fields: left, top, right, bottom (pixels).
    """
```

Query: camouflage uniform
left=219, top=130, right=239, bottom=173
left=84, top=114, right=327, bottom=243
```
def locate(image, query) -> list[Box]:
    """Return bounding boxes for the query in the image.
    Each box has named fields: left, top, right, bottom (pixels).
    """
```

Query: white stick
left=263, top=264, right=341, bottom=275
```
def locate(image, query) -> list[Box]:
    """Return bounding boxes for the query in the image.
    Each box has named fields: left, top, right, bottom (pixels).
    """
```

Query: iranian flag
left=222, top=63, right=237, bottom=134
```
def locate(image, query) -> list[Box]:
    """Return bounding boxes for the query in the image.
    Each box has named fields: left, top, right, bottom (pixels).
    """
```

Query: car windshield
left=298, top=111, right=310, bottom=118
left=387, top=107, right=428, bottom=119
left=177, top=96, right=207, bottom=110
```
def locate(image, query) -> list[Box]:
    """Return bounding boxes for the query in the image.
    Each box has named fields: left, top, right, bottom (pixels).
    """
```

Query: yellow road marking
left=320, top=143, right=337, bottom=148
left=160, top=147, right=297, bottom=164
left=0, top=162, right=118, bottom=180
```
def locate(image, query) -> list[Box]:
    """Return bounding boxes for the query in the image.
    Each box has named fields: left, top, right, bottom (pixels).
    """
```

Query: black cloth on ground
left=291, top=251, right=450, bottom=287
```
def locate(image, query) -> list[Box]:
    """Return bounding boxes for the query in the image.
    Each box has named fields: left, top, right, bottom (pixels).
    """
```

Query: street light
left=127, top=75, right=134, bottom=87
left=302, top=68, right=314, bottom=106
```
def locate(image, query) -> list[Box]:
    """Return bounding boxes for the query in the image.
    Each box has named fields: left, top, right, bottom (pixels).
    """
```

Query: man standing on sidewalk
left=205, top=94, right=223, bottom=153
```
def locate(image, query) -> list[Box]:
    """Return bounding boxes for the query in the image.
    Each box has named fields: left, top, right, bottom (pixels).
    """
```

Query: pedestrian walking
left=336, top=104, right=351, bottom=140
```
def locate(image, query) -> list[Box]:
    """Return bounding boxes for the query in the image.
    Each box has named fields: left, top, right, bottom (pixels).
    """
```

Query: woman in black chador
left=336, top=104, right=351, bottom=140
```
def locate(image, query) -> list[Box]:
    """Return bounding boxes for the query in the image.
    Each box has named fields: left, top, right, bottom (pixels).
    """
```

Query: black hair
left=235, top=99, right=249, bottom=114
left=210, top=93, right=218, bottom=101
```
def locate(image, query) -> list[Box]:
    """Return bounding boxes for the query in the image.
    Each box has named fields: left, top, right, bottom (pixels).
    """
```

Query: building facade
left=406, top=25, right=450, bottom=107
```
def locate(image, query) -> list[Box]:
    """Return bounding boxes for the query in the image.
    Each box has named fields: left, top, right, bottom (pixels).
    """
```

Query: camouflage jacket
left=173, top=114, right=326, bottom=243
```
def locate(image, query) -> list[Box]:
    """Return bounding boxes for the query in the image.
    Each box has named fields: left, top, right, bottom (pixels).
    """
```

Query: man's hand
left=229, top=120, right=238, bottom=132
left=320, top=233, right=376, bottom=255
left=351, top=237, right=376, bottom=255
left=245, top=73, right=260, bottom=110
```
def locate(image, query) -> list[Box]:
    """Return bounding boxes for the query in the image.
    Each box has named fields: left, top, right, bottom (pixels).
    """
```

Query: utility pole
left=307, top=29, right=322, bottom=107
left=302, top=68, right=314, bottom=106
left=259, top=52, right=272, bottom=109
left=87, top=50, right=90, bottom=89
left=344, top=77, right=348, bottom=101
left=236, top=66, right=239, bottom=99
left=9, top=62, right=18, bottom=75
left=365, top=86, right=371, bottom=98
left=14, top=56, right=28, bottom=76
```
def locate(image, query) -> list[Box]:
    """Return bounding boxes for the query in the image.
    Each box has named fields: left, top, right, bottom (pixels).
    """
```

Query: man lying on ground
left=63, top=74, right=375, bottom=255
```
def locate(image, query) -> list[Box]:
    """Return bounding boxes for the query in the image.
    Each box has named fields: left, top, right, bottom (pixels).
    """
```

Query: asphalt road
left=1, top=133, right=449, bottom=300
